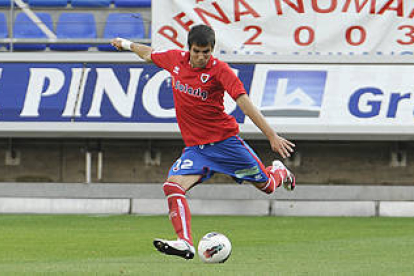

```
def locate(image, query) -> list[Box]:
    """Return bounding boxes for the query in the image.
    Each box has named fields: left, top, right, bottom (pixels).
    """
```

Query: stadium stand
left=0, top=13, right=6, bottom=48
left=0, top=13, right=6, bottom=36
left=28, top=0, right=68, bottom=7
left=0, top=0, right=11, bottom=6
left=50, top=12, right=97, bottom=51
left=114, top=0, right=151, bottom=8
left=71, top=0, right=111, bottom=8
left=12, top=12, right=53, bottom=51
left=98, top=13, right=145, bottom=51
left=0, top=0, right=151, bottom=51
left=0, top=0, right=28, bottom=6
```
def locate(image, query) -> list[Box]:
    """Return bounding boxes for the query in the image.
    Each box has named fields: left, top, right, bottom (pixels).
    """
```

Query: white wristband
left=119, top=38, right=133, bottom=51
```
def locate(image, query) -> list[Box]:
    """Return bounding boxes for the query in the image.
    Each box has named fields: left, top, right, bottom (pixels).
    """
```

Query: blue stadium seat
left=12, top=12, right=53, bottom=51
left=114, top=0, right=151, bottom=8
left=98, top=13, right=145, bottom=51
left=0, top=0, right=28, bottom=6
left=0, top=13, right=7, bottom=47
left=50, top=13, right=97, bottom=51
left=71, top=0, right=110, bottom=7
left=28, top=0, right=68, bottom=7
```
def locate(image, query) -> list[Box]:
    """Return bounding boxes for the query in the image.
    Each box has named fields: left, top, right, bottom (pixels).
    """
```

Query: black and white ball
left=197, top=232, right=232, bottom=263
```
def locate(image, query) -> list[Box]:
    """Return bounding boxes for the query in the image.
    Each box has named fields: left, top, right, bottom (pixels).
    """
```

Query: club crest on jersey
left=200, top=73, right=210, bottom=83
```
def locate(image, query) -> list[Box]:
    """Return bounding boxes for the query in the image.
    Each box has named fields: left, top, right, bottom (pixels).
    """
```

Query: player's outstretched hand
left=111, top=38, right=123, bottom=51
left=270, top=134, right=295, bottom=158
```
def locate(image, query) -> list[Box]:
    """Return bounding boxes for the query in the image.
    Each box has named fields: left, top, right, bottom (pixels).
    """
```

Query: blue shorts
left=168, top=135, right=269, bottom=184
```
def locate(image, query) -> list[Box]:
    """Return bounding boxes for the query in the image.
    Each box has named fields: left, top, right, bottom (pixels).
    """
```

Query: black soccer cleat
left=153, top=239, right=195, bottom=260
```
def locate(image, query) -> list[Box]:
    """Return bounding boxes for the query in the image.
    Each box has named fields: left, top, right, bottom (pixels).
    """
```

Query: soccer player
left=111, top=24, right=296, bottom=260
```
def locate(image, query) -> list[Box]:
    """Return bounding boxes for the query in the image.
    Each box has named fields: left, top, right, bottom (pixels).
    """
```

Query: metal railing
left=0, top=38, right=151, bottom=44
left=1, top=0, right=152, bottom=51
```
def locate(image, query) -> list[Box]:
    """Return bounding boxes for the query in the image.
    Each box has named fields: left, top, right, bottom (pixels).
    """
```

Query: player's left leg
left=153, top=146, right=215, bottom=260
left=255, top=160, right=296, bottom=193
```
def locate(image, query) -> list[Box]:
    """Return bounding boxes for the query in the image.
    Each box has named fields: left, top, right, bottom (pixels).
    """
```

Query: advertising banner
left=0, top=63, right=253, bottom=123
left=152, top=0, right=414, bottom=56
left=1, top=62, right=414, bottom=138
left=245, top=64, right=414, bottom=137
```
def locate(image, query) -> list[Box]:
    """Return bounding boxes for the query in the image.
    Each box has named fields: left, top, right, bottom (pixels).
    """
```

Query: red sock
left=260, top=166, right=283, bottom=194
left=163, top=182, right=193, bottom=246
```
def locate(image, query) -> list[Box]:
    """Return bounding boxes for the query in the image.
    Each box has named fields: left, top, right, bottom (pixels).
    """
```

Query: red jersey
left=151, top=50, right=247, bottom=147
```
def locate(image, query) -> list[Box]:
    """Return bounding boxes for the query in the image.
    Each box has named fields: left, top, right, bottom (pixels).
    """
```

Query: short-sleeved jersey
left=151, top=49, right=247, bottom=147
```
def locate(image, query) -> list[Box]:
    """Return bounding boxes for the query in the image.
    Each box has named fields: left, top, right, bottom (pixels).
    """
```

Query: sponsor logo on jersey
left=260, top=71, right=327, bottom=117
left=175, top=80, right=208, bottom=101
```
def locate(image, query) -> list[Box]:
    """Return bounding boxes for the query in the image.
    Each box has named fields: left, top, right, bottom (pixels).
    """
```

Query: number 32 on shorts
left=173, top=159, right=193, bottom=171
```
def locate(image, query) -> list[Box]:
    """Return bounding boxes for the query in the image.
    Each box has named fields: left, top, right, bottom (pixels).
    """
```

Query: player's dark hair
left=187, top=24, right=215, bottom=49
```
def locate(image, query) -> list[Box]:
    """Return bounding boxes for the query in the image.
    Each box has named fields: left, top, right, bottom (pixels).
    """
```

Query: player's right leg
left=189, top=136, right=296, bottom=194
left=206, top=135, right=295, bottom=194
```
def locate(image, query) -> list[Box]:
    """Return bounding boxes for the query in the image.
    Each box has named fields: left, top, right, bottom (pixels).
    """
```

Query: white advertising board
left=1, top=59, right=414, bottom=139
left=153, top=0, right=414, bottom=56
left=243, top=64, right=414, bottom=139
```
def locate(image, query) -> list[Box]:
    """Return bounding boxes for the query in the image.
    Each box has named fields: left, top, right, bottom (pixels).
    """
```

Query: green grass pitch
left=1, top=215, right=414, bottom=275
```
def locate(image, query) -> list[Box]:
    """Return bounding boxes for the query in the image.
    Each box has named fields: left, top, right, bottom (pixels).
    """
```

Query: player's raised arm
left=111, top=38, right=153, bottom=62
left=236, top=94, right=295, bottom=158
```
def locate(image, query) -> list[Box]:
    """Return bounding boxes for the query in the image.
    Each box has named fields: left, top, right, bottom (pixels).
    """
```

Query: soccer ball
left=197, top=232, right=232, bottom=263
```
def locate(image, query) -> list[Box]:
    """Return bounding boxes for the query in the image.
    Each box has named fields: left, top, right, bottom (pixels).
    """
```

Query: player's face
left=189, top=44, right=213, bottom=68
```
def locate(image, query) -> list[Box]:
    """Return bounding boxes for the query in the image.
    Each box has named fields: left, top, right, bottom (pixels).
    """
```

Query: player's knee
left=163, top=181, right=186, bottom=197
left=166, top=174, right=201, bottom=191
